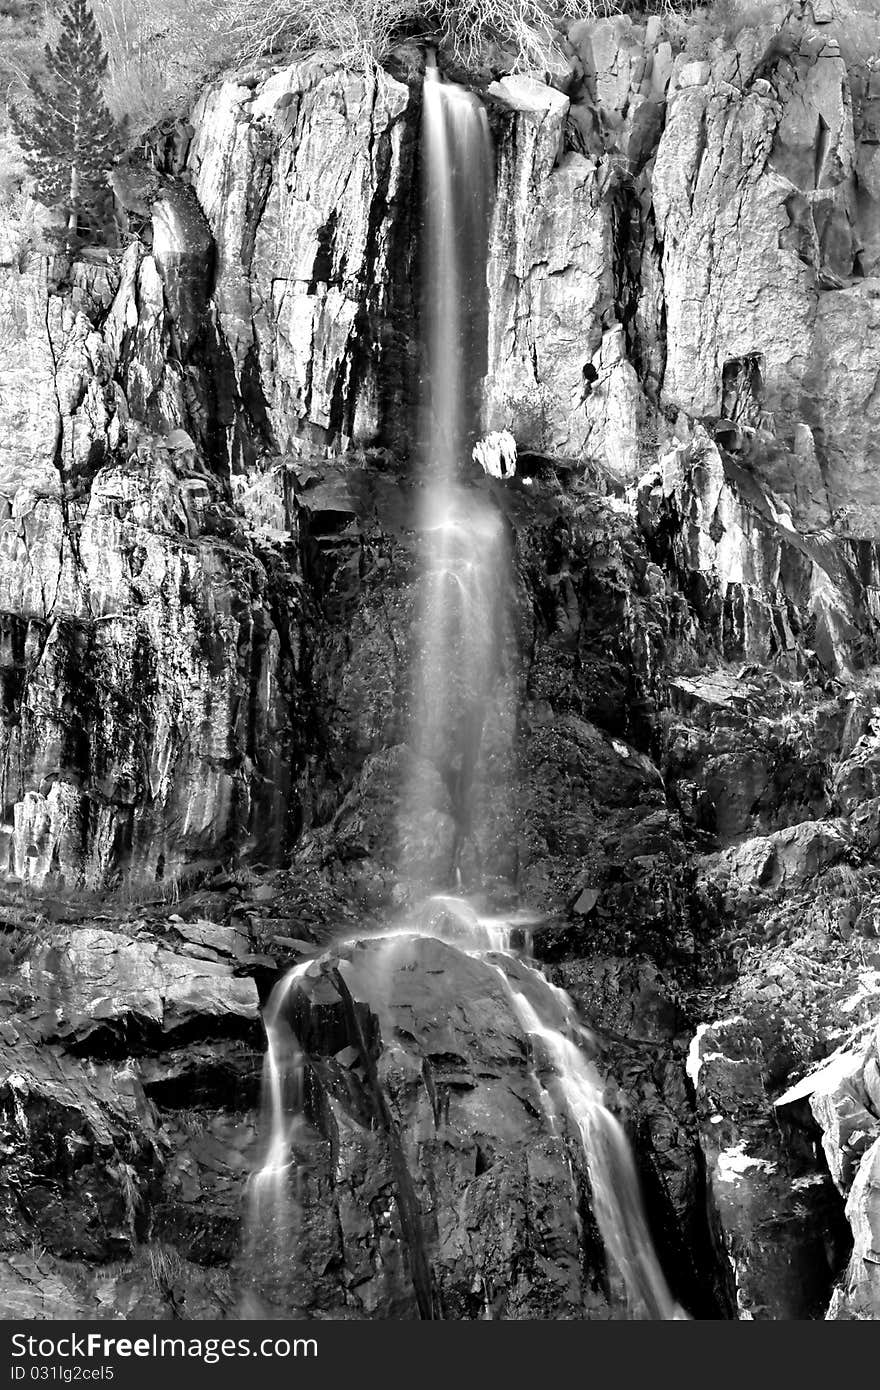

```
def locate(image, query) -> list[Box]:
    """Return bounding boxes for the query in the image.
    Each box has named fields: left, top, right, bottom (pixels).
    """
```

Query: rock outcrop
left=188, top=62, right=416, bottom=459
left=0, top=908, right=265, bottom=1318
left=650, top=1, right=880, bottom=532
left=243, top=935, right=614, bottom=1319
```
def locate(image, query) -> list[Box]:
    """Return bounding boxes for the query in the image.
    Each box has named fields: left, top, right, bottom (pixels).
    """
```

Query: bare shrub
left=433, top=0, right=585, bottom=71
left=216, top=2, right=711, bottom=74
left=2, top=1, right=715, bottom=141
left=0, top=119, right=50, bottom=266
left=0, top=3, right=46, bottom=103
left=89, top=0, right=234, bottom=131
left=216, top=2, right=643, bottom=72
left=0, top=181, right=46, bottom=266
left=217, top=0, right=423, bottom=67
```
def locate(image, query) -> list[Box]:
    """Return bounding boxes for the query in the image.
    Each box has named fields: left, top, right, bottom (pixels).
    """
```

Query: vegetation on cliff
left=9, top=0, right=126, bottom=245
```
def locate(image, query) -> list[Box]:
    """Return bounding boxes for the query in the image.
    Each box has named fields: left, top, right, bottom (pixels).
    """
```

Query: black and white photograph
left=0, top=0, right=878, bottom=1348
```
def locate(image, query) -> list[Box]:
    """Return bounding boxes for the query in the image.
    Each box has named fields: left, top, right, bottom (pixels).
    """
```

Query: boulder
left=20, top=928, right=260, bottom=1048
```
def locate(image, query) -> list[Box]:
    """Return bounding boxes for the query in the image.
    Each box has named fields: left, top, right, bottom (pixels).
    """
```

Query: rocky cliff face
left=2, top=0, right=880, bottom=1320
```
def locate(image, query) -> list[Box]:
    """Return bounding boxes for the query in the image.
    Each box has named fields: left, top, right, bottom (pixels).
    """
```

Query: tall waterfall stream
left=244, top=62, right=682, bottom=1322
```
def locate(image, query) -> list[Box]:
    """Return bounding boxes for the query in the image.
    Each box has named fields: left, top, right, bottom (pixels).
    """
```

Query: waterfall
left=241, top=962, right=310, bottom=1311
left=247, top=962, right=310, bottom=1214
left=398, top=62, right=501, bottom=894
left=243, top=61, right=683, bottom=1322
left=419, top=60, right=492, bottom=488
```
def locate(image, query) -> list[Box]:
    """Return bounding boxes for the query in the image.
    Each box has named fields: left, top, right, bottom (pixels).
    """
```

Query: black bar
left=0, top=1317, right=845, bottom=1390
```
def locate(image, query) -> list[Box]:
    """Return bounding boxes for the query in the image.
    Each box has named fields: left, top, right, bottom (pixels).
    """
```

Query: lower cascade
left=241, top=62, right=682, bottom=1322
left=244, top=902, right=682, bottom=1319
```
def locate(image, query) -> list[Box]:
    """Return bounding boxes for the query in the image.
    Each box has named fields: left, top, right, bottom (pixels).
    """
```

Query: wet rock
left=151, top=1111, right=258, bottom=1265
left=0, top=1030, right=163, bottom=1260
left=150, top=184, right=214, bottom=361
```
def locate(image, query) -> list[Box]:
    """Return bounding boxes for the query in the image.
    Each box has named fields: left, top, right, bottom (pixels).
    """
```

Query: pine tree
left=9, top=0, right=127, bottom=248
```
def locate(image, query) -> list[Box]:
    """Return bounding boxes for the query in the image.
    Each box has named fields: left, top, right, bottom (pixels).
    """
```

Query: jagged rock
left=777, top=1044, right=879, bottom=1192
left=473, top=430, right=517, bottom=479
left=303, top=745, right=459, bottom=909
left=665, top=669, right=839, bottom=841
left=0, top=1030, right=163, bottom=1260
left=241, top=934, right=611, bottom=1319
left=829, top=1135, right=880, bottom=1318
left=484, top=77, right=616, bottom=461
left=652, top=12, right=880, bottom=532
left=516, top=709, right=676, bottom=926
left=567, top=10, right=675, bottom=161
left=151, top=1109, right=257, bottom=1265
left=637, top=431, right=880, bottom=675
left=18, top=927, right=260, bottom=1047
left=0, top=262, right=65, bottom=499
left=0, top=238, right=304, bottom=888
left=170, top=919, right=249, bottom=959
left=714, top=820, right=850, bottom=899
left=687, top=832, right=880, bottom=1321
left=0, top=1244, right=237, bottom=1321
left=0, top=1253, right=97, bottom=1320
left=687, top=1015, right=851, bottom=1319
left=582, top=326, right=641, bottom=483
left=0, top=455, right=300, bottom=887
left=150, top=186, right=214, bottom=362
left=771, top=1018, right=880, bottom=1319
left=188, top=61, right=415, bottom=456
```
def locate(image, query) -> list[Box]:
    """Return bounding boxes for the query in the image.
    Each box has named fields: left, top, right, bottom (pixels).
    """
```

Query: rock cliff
left=2, top=0, right=880, bottom=1320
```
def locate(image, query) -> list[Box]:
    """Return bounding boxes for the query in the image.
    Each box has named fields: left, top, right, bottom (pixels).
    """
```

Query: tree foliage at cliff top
left=8, top=0, right=126, bottom=241
left=217, top=0, right=703, bottom=69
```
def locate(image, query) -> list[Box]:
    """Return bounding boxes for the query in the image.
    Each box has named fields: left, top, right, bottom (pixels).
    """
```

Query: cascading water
left=245, top=966, right=309, bottom=1243
left=495, top=964, right=680, bottom=1320
left=400, top=901, right=682, bottom=1321
left=240, top=962, right=313, bottom=1315
left=243, top=59, right=683, bottom=1321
